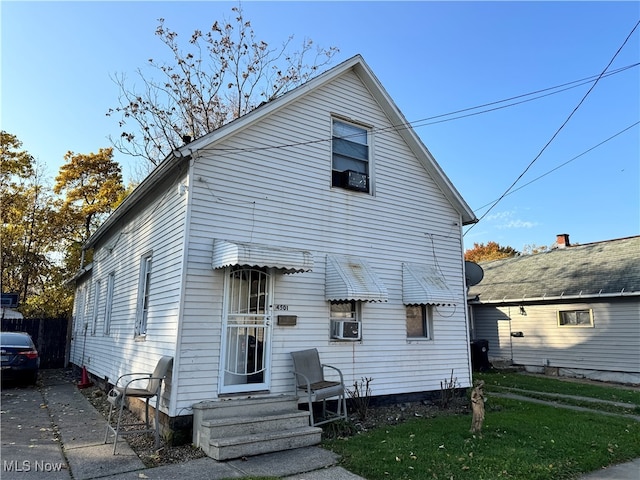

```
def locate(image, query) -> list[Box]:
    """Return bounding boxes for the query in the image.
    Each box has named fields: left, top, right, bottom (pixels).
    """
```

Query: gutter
left=64, top=263, right=94, bottom=286
left=83, top=151, right=191, bottom=252
left=469, top=290, right=640, bottom=305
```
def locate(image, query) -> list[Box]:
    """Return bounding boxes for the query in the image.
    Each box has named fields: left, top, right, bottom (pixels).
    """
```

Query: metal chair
left=290, top=348, right=348, bottom=426
left=104, top=356, right=173, bottom=454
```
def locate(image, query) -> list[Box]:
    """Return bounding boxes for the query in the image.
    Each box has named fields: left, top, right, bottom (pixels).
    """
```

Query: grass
left=324, top=373, right=640, bottom=480
left=476, top=371, right=640, bottom=405
left=477, top=371, right=640, bottom=416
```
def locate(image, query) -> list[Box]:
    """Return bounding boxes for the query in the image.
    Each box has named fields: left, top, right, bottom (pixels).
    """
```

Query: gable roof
left=179, top=55, right=475, bottom=224
left=468, top=236, right=640, bottom=304
left=85, top=55, right=475, bottom=251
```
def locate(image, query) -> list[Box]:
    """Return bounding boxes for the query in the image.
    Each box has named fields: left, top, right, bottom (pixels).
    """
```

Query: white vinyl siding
left=475, top=300, right=640, bottom=375
left=175, top=68, right=470, bottom=411
left=72, top=63, right=473, bottom=417
left=69, top=168, right=188, bottom=414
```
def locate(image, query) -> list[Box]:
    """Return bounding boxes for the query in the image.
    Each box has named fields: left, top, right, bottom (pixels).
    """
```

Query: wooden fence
left=1, top=317, right=70, bottom=368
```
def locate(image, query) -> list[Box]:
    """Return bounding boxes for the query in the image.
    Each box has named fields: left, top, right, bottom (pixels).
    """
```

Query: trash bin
left=470, top=339, right=491, bottom=371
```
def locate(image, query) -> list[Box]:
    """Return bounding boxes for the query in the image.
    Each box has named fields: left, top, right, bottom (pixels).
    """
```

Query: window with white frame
left=329, top=300, right=361, bottom=340
left=558, top=309, right=593, bottom=327
left=75, top=286, right=86, bottom=334
left=332, top=119, right=370, bottom=193
left=134, top=253, right=152, bottom=337
left=91, top=280, right=101, bottom=335
left=104, top=273, right=115, bottom=335
left=406, top=305, right=434, bottom=339
left=330, top=300, right=358, bottom=321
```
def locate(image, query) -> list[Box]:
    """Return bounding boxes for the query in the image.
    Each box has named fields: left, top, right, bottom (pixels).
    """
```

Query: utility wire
left=198, top=62, right=638, bottom=155
left=410, top=64, right=638, bottom=128
left=464, top=20, right=640, bottom=235
left=473, top=121, right=640, bottom=212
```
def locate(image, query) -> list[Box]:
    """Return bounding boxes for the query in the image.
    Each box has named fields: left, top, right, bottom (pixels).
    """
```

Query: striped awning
left=402, top=263, right=458, bottom=306
left=212, top=239, right=313, bottom=273
left=325, top=255, right=388, bottom=302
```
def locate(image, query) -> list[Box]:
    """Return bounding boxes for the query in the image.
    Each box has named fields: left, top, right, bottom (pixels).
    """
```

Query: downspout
left=458, top=218, right=474, bottom=386
left=169, top=148, right=195, bottom=420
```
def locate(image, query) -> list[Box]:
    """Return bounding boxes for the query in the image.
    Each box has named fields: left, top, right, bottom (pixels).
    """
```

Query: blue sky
left=2, top=1, right=639, bottom=252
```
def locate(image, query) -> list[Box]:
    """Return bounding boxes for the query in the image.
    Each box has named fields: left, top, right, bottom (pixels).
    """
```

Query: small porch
left=192, top=395, right=322, bottom=461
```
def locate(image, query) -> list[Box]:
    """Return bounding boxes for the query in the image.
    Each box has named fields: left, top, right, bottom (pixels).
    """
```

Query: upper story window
left=332, top=119, right=370, bottom=193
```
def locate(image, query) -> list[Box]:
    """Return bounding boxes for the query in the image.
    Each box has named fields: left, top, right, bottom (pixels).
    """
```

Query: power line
left=410, top=64, right=638, bottom=128
left=197, top=62, right=638, bottom=155
left=464, top=20, right=640, bottom=235
left=473, top=121, right=640, bottom=213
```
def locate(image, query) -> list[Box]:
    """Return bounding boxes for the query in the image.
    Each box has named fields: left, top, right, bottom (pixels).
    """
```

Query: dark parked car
left=1, top=332, right=40, bottom=384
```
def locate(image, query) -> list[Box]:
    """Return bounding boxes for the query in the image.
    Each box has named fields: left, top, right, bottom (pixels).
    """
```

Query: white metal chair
left=104, top=356, right=173, bottom=454
left=290, top=348, right=348, bottom=426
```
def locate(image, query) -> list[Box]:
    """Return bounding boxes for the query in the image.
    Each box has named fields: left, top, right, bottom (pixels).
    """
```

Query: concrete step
left=207, top=426, right=322, bottom=461
left=193, top=395, right=299, bottom=422
left=201, top=410, right=311, bottom=438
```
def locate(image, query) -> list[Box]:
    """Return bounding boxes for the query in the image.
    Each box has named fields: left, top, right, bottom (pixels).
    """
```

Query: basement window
left=558, top=309, right=593, bottom=327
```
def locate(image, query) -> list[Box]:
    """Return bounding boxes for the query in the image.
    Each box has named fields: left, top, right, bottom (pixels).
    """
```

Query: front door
left=219, top=266, right=272, bottom=394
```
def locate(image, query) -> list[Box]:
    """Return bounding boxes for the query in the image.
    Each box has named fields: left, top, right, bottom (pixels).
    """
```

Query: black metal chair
left=290, top=348, right=347, bottom=426
left=104, top=356, right=172, bottom=454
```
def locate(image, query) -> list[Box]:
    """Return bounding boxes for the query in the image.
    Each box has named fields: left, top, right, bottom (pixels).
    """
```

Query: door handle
left=511, top=331, right=524, bottom=337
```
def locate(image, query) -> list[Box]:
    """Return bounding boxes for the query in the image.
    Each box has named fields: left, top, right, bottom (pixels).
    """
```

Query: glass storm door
left=220, top=267, right=272, bottom=393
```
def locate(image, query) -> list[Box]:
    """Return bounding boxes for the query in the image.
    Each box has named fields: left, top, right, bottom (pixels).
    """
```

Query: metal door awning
left=325, top=255, right=388, bottom=302
left=212, top=239, right=313, bottom=273
left=402, top=263, right=458, bottom=306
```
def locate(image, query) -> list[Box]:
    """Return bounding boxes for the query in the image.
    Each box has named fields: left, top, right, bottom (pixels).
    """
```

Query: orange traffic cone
left=77, top=366, right=93, bottom=389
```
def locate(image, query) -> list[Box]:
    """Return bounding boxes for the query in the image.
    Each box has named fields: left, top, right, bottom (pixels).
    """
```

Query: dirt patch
left=82, top=386, right=206, bottom=468
left=80, top=383, right=469, bottom=467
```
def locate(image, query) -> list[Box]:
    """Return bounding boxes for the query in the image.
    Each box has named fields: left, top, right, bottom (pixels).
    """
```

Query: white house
left=469, top=234, right=640, bottom=384
left=70, top=55, right=477, bottom=455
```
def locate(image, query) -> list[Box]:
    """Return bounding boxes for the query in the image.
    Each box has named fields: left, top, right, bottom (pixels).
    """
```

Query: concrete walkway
left=1, top=371, right=362, bottom=480
left=2, top=370, right=638, bottom=479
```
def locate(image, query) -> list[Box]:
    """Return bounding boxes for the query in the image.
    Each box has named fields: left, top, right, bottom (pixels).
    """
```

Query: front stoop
left=192, top=395, right=322, bottom=461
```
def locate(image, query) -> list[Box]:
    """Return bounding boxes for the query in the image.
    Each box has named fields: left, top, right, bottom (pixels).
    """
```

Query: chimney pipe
left=556, top=233, right=570, bottom=248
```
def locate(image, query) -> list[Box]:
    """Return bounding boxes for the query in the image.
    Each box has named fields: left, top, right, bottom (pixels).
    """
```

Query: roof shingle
left=468, top=236, right=640, bottom=302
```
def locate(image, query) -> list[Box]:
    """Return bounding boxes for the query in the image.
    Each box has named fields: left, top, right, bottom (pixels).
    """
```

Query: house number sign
left=274, top=304, right=289, bottom=311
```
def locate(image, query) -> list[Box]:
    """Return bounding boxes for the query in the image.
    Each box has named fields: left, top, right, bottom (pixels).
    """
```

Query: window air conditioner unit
left=345, top=170, right=368, bottom=192
left=331, top=320, right=361, bottom=340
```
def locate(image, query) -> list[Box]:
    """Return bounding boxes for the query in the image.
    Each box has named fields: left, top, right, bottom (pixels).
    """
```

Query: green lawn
left=476, top=371, right=640, bottom=405
left=324, top=374, right=640, bottom=480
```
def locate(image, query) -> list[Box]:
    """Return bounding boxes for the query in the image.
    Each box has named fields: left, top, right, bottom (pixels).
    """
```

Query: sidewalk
left=2, top=370, right=363, bottom=480
left=2, top=370, right=638, bottom=479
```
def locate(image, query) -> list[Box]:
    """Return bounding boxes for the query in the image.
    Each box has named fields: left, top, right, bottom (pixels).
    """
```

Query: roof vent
left=556, top=233, right=570, bottom=248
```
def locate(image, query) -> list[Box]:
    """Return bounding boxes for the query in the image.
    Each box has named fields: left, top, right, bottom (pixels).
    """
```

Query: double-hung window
left=135, top=253, right=152, bottom=337
left=91, top=280, right=101, bottom=335
left=332, top=119, right=370, bottom=193
left=104, top=273, right=115, bottom=335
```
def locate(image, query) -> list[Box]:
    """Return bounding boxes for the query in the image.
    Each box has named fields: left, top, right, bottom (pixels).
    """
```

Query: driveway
left=1, top=380, right=70, bottom=479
